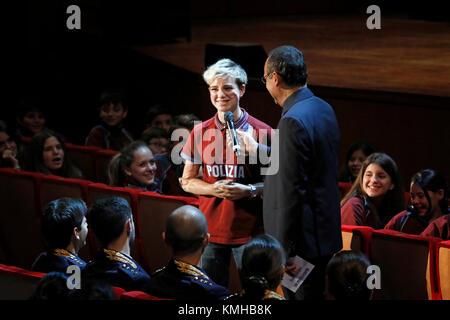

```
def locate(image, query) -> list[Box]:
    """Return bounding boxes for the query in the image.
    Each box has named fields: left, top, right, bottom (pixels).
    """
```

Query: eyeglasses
left=261, top=72, right=274, bottom=85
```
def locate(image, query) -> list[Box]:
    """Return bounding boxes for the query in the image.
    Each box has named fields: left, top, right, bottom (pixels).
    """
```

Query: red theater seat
left=0, top=169, right=45, bottom=269
left=94, top=149, right=120, bottom=184
left=120, top=290, right=171, bottom=300
left=370, top=229, right=441, bottom=300
left=436, top=240, right=450, bottom=300
left=40, top=175, right=91, bottom=209
left=0, top=264, right=45, bottom=300
left=65, top=144, right=100, bottom=182
left=341, top=225, right=373, bottom=258
left=136, top=192, right=198, bottom=273
left=338, top=182, right=352, bottom=199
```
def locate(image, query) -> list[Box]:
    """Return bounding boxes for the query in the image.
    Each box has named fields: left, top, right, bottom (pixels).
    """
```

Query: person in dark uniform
left=146, top=205, right=231, bottom=300
left=84, top=197, right=150, bottom=292
left=32, top=198, right=88, bottom=273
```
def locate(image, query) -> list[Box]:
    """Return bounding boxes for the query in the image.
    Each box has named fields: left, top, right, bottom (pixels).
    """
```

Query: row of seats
left=342, top=225, right=450, bottom=300
left=0, top=167, right=198, bottom=274
left=0, top=263, right=167, bottom=300
left=0, top=167, right=243, bottom=295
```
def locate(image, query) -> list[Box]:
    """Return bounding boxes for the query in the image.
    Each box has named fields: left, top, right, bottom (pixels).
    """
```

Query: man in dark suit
left=146, top=205, right=231, bottom=300
left=261, top=45, right=342, bottom=300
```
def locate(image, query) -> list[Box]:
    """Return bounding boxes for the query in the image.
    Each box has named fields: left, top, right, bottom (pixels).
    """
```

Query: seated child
left=85, top=91, right=133, bottom=150
left=385, top=169, right=448, bottom=234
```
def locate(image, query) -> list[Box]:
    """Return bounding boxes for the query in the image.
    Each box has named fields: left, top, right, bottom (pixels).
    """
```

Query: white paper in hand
left=281, top=255, right=315, bottom=293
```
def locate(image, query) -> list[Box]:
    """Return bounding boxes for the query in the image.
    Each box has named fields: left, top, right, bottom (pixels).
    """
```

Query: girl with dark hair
left=341, top=153, right=405, bottom=228
left=325, top=250, right=372, bottom=300
left=108, top=141, right=159, bottom=192
left=24, top=130, right=84, bottom=179
left=0, top=124, right=23, bottom=170
left=237, top=234, right=286, bottom=300
left=339, top=141, right=376, bottom=183
left=385, top=169, right=448, bottom=234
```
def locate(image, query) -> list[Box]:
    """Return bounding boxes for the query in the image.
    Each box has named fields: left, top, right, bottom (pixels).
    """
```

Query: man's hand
left=214, top=180, right=251, bottom=201
left=225, top=126, right=258, bottom=156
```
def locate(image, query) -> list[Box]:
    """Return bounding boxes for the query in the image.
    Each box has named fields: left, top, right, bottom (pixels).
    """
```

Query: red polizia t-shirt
left=181, top=110, right=272, bottom=245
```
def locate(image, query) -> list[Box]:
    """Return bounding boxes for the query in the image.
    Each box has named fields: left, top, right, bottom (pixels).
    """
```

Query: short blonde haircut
left=202, top=58, right=248, bottom=87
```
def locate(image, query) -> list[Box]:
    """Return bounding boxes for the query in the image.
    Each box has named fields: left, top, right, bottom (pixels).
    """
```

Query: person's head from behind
left=108, top=141, right=157, bottom=187
left=27, top=129, right=70, bottom=175
left=163, top=205, right=209, bottom=257
left=16, top=98, right=46, bottom=136
left=240, top=234, right=286, bottom=300
left=99, top=91, right=128, bottom=127
left=145, top=104, right=174, bottom=132
left=41, top=198, right=88, bottom=253
left=344, top=141, right=377, bottom=181
left=264, top=46, right=307, bottom=105
left=410, top=169, right=448, bottom=218
left=140, top=127, right=171, bottom=155
left=30, top=272, right=70, bottom=300
left=325, top=250, right=372, bottom=300
left=203, top=58, right=247, bottom=117
left=88, top=197, right=135, bottom=250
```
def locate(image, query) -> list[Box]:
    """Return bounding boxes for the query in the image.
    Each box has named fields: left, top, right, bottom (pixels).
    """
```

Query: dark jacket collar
left=282, top=87, right=314, bottom=116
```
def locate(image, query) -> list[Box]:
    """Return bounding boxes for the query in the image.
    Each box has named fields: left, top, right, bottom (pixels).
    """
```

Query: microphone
left=224, top=111, right=241, bottom=157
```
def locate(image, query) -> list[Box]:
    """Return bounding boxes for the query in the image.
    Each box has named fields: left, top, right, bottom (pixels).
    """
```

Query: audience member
left=85, top=91, right=134, bottom=150
left=0, top=123, right=22, bottom=169
left=32, top=198, right=88, bottom=273
left=29, top=272, right=71, bottom=300
left=146, top=205, right=231, bottom=300
left=341, top=153, right=405, bottom=228
left=24, top=129, right=84, bottom=179
left=421, top=213, right=450, bottom=240
left=237, top=234, right=285, bottom=300
left=385, top=169, right=448, bottom=234
left=339, top=141, right=376, bottom=183
left=153, top=114, right=201, bottom=197
left=84, top=197, right=150, bottom=291
left=145, top=104, right=174, bottom=132
left=108, top=141, right=160, bottom=192
left=15, top=98, right=47, bottom=138
left=325, top=250, right=372, bottom=300
left=173, top=113, right=201, bottom=132
left=140, top=127, right=171, bottom=155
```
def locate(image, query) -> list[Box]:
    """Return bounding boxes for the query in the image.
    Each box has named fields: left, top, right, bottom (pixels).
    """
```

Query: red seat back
left=120, top=290, right=172, bottom=300
left=341, top=225, right=373, bottom=258
left=0, top=263, right=45, bottom=299
left=0, top=169, right=45, bottom=269
left=338, top=182, right=352, bottom=200
left=370, top=229, right=440, bottom=300
left=94, top=149, right=119, bottom=184
left=436, top=240, right=450, bottom=300
left=65, top=144, right=100, bottom=181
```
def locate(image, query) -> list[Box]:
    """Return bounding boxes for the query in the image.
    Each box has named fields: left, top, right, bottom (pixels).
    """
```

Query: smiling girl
left=340, top=153, right=405, bottom=228
left=108, top=141, right=159, bottom=192
left=385, top=169, right=448, bottom=234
